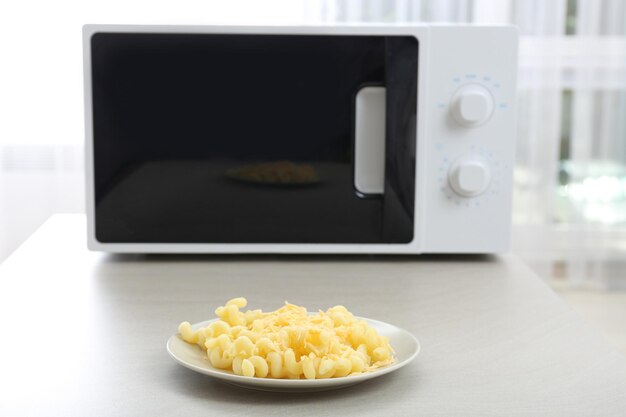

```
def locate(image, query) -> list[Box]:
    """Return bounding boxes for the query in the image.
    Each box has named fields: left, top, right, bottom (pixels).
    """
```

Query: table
left=1, top=214, right=625, bottom=416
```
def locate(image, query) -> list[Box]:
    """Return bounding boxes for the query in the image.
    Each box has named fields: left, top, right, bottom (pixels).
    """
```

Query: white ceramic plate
left=167, top=317, right=420, bottom=392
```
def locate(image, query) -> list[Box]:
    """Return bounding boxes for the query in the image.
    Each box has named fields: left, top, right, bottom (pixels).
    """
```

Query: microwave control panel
left=420, top=26, right=518, bottom=253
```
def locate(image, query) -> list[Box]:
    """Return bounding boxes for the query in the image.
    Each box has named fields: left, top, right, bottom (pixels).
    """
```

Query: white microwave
left=83, top=24, right=518, bottom=254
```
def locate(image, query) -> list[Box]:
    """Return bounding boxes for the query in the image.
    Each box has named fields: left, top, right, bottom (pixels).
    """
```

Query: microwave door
left=91, top=33, right=417, bottom=244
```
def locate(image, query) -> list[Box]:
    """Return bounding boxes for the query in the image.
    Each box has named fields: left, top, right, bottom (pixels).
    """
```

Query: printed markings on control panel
left=443, top=74, right=508, bottom=112
left=438, top=148, right=502, bottom=208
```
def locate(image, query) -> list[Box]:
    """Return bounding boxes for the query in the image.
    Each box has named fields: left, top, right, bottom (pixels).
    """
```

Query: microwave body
left=83, top=24, right=518, bottom=254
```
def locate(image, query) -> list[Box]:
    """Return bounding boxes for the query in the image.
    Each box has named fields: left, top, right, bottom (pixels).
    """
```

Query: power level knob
left=451, top=85, right=494, bottom=126
left=448, top=157, right=491, bottom=197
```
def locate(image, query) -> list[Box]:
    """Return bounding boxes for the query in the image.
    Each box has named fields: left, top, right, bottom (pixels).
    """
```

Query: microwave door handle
left=354, top=86, right=386, bottom=196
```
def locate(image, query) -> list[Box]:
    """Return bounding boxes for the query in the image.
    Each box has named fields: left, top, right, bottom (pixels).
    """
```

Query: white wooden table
left=1, top=215, right=625, bottom=416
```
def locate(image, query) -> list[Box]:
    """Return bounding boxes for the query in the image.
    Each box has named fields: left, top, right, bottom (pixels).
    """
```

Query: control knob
left=451, top=84, right=494, bottom=126
left=448, top=157, right=491, bottom=197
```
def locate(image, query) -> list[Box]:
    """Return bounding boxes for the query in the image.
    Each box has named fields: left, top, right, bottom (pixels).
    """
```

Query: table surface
left=1, top=215, right=625, bottom=416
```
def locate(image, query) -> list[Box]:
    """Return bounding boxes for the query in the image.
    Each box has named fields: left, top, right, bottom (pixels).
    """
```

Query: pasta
left=177, top=298, right=395, bottom=379
left=228, top=161, right=319, bottom=184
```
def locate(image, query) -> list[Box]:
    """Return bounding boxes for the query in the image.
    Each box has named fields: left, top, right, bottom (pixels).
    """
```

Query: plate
left=226, top=173, right=322, bottom=187
left=167, top=317, right=420, bottom=392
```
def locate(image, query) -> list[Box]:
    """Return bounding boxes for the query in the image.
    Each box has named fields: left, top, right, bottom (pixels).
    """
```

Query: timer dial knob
left=451, top=84, right=494, bottom=126
left=448, top=157, right=491, bottom=197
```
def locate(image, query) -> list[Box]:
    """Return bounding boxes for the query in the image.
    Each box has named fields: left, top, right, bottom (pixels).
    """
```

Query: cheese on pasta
left=178, top=298, right=395, bottom=379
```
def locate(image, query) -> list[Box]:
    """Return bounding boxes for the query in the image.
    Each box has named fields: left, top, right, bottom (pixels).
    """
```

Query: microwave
left=83, top=24, right=518, bottom=254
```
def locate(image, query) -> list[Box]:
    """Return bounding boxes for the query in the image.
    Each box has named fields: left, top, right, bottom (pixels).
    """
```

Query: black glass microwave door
left=91, top=33, right=417, bottom=244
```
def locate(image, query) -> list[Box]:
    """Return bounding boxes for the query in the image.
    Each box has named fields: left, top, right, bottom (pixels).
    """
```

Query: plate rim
left=166, top=316, right=420, bottom=388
